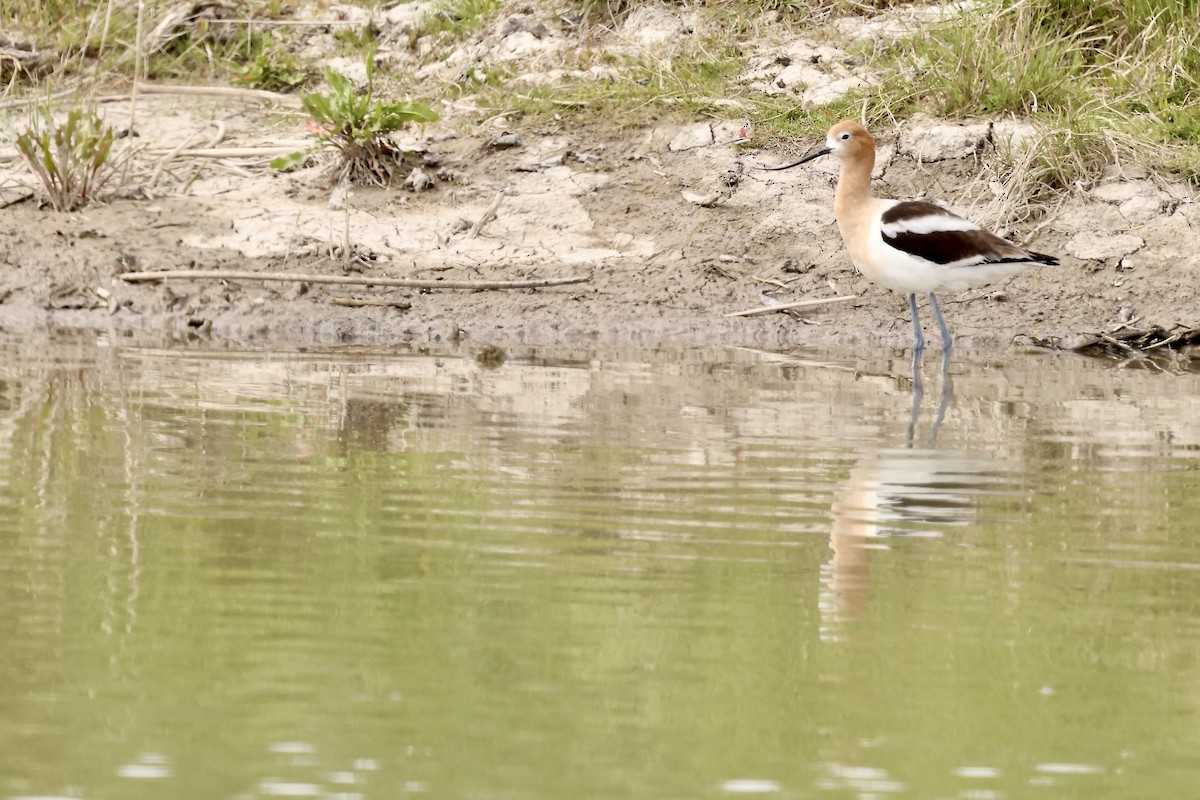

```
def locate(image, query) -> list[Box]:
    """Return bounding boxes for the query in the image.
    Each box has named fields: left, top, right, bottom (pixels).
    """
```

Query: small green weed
left=15, top=105, right=128, bottom=212
left=415, top=0, right=500, bottom=43
left=270, top=55, right=439, bottom=186
left=233, top=51, right=310, bottom=92
left=487, top=40, right=751, bottom=127
left=333, top=22, right=380, bottom=51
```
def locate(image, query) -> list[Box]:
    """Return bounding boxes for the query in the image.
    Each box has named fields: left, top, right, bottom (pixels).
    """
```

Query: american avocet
left=766, top=120, right=1058, bottom=352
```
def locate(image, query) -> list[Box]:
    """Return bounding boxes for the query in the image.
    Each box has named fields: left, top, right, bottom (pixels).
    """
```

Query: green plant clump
left=416, top=0, right=501, bottom=41
left=271, top=56, right=439, bottom=186
left=233, top=51, right=310, bottom=92
left=886, top=0, right=1200, bottom=180
left=15, top=106, right=126, bottom=212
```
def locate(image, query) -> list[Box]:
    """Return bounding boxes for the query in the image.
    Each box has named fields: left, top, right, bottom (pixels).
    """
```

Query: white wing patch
left=879, top=207, right=980, bottom=236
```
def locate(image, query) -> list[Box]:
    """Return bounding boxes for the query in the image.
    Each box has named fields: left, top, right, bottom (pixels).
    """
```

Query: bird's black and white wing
left=879, top=201, right=1058, bottom=267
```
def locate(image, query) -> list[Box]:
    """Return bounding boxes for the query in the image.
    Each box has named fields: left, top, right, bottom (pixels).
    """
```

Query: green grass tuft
left=897, top=0, right=1200, bottom=162
left=415, top=0, right=502, bottom=42
left=6, top=0, right=1200, bottom=200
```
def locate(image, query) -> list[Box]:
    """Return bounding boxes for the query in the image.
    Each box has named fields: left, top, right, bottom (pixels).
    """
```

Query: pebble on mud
left=488, top=131, right=526, bottom=149
left=682, top=190, right=722, bottom=207
left=619, top=5, right=698, bottom=48
left=1091, top=180, right=1159, bottom=203
left=802, top=76, right=873, bottom=108
left=1118, top=195, right=1166, bottom=224
left=668, top=124, right=715, bottom=152
left=404, top=167, right=435, bottom=191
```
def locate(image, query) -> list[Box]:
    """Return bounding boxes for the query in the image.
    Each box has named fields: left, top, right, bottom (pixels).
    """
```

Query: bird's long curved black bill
left=760, top=145, right=831, bottom=171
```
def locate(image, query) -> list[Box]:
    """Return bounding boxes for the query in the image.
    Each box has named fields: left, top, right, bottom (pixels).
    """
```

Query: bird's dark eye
left=839, top=132, right=851, bottom=140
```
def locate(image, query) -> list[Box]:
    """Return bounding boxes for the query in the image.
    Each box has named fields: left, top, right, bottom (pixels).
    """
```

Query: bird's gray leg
left=928, top=292, right=953, bottom=352
left=906, top=352, right=924, bottom=447
left=926, top=292, right=955, bottom=445
left=905, top=293, right=925, bottom=445
left=908, top=293, right=924, bottom=356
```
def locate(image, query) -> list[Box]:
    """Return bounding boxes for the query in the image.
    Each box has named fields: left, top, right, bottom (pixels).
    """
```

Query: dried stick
left=134, top=85, right=301, bottom=104
left=91, top=0, right=117, bottom=86
left=207, top=18, right=375, bottom=26
left=725, top=295, right=858, bottom=317
left=143, top=145, right=311, bottom=158
left=0, top=87, right=79, bottom=111
left=469, top=192, right=504, bottom=238
left=117, top=270, right=589, bottom=290
left=341, top=204, right=351, bottom=272
left=1098, top=333, right=1141, bottom=356
left=149, top=127, right=219, bottom=188
left=95, top=85, right=302, bottom=106
left=131, top=0, right=145, bottom=134
left=1, top=85, right=295, bottom=115
left=331, top=297, right=413, bottom=309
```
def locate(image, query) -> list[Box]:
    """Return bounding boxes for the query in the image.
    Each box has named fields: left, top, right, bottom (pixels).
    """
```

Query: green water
left=2, top=334, right=1200, bottom=799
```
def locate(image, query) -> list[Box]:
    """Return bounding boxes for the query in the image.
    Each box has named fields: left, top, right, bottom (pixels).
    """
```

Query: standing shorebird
left=765, top=120, right=1058, bottom=353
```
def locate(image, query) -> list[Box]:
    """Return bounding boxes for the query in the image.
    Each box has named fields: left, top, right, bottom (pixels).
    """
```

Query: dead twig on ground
left=1097, top=333, right=1141, bottom=356
left=145, top=0, right=237, bottom=53
left=0, top=40, right=53, bottom=80
left=706, top=264, right=737, bottom=280
left=0, top=87, right=79, bottom=111
left=143, top=144, right=312, bottom=158
left=1022, top=326, right=1200, bottom=364
left=149, top=122, right=225, bottom=188
left=0, top=187, right=35, bottom=208
left=725, top=295, right=858, bottom=318
left=512, top=93, right=589, bottom=107
left=117, top=269, right=590, bottom=290
left=131, top=0, right=146, bottom=134
left=0, top=85, right=302, bottom=138
left=341, top=203, right=351, bottom=272
left=469, top=192, right=504, bottom=238
left=100, top=85, right=302, bottom=105
left=749, top=274, right=789, bottom=289
left=207, top=18, right=369, bottom=26
left=331, top=297, right=413, bottom=309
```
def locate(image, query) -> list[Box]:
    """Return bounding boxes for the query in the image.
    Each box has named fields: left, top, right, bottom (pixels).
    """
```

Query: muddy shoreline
left=4, top=1, right=1199, bottom=354
left=2, top=99, right=1197, bottom=354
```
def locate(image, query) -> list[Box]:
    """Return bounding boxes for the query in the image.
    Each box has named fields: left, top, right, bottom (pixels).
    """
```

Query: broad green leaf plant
left=271, top=54, right=438, bottom=186
left=16, top=106, right=126, bottom=212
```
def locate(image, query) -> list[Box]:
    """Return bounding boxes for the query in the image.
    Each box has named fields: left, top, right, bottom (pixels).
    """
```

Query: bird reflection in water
left=820, top=369, right=1007, bottom=641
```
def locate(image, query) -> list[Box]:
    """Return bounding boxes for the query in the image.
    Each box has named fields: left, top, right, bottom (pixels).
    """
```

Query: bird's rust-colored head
left=763, top=120, right=875, bottom=171
left=823, top=120, right=875, bottom=161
